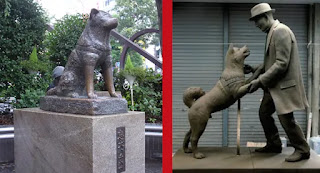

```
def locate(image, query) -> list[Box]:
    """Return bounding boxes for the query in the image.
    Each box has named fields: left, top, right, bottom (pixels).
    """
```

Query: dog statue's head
left=89, top=8, right=118, bottom=29
left=226, top=44, right=250, bottom=68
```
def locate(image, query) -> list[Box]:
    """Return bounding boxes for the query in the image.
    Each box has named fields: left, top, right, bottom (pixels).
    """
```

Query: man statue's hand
left=244, top=64, right=254, bottom=74
left=248, top=79, right=261, bottom=93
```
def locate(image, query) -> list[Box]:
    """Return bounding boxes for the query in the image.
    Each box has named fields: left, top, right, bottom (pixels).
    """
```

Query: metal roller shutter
left=227, top=4, right=309, bottom=146
left=172, top=2, right=224, bottom=151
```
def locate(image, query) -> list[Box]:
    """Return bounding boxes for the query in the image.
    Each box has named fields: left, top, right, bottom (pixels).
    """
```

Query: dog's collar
left=76, top=45, right=109, bottom=53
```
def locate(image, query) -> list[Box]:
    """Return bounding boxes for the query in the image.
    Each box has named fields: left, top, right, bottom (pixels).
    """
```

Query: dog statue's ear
left=228, top=43, right=234, bottom=53
left=90, top=8, right=99, bottom=19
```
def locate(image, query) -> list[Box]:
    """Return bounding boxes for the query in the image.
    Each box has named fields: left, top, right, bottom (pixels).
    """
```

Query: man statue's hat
left=249, top=3, right=275, bottom=21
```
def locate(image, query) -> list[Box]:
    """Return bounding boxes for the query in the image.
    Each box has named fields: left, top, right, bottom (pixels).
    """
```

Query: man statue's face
left=253, top=15, right=269, bottom=33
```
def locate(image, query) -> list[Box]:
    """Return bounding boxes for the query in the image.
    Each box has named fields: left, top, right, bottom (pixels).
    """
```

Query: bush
left=0, top=0, right=50, bottom=100
left=14, top=88, right=46, bottom=108
left=20, top=47, right=50, bottom=72
left=115, top=68, right=162, bottom=123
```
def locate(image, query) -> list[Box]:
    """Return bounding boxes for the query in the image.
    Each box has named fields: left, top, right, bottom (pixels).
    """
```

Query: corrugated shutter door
left=172, top=2, right=224, bottom=151
left=228, top=4, right=309, bottom=146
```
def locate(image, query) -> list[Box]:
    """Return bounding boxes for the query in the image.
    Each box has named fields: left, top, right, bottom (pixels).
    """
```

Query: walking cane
left=237, top=99, right=241, bottom=155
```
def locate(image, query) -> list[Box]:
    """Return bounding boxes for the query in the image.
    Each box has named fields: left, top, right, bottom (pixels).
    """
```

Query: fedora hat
left=249, top=3, right=275, bottom=21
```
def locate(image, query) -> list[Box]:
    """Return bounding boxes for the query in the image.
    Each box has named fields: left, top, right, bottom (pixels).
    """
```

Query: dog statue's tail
left=183, top=87, right=205, bottom=108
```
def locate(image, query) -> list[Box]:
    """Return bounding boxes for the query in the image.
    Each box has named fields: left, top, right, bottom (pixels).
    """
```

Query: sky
left=37, top=0, right=113, bottom=24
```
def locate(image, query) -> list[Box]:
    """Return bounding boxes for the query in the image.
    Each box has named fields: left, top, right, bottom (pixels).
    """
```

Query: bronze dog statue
left=182, top=44, right=261, bottom=159
left=47, top=9, right=118, bottom=99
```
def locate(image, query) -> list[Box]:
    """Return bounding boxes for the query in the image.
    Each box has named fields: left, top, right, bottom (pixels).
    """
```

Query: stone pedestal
left=173, top=147, right=320, bottom=173
left=39, top=95, right=128, bottom=115
left=14, top=108, right=145, bottom=173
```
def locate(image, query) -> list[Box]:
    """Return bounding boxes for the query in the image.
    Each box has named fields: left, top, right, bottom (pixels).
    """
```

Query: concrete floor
left=0, top=158, right=162, bottom=173
left=0, top=163, right=14, bottom=173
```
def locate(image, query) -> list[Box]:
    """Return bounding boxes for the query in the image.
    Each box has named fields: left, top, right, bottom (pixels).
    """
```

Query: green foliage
left=0, top=57, right=51, bottom=101
left=115, top=68, right=162, bottom=121
left=0, top=0, right=48, bottom=60
left=14, top=88, right=46, bottom=108
left=113, top=0, right=159, bottom=67
left=29, top=46, right=38, bottom=62
left=128, top=49, right=144, bottom=67
left=44, top=14, right=88, bottom=66
left=114, top=0, right=158, bottom=38
left=110, top=38, right=144, bottom=67
left=110, top=38, right=122, bottom=66
left=124, top=55, right=134, bottom=70
left=0, top=0, right=50, bottom=100
left=20, top=47, right=50, bottom=72
left=122, top=55, right=145, bottom=78
left=4, top=0, right=11, bottom=17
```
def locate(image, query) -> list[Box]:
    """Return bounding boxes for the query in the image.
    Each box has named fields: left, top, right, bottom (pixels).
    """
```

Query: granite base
left=14, top=108, right=145, bottom=173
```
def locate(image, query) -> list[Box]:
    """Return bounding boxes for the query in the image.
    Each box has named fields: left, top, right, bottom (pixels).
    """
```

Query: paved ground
left=146, top=158, right=162, bottom=173
left=0, top=163, right=14, bottom=173
left=0, top=158, right=162, bottom=173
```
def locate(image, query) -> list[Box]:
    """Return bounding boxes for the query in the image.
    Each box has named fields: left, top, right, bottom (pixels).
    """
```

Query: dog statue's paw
left=183, top=148, right=192, bottom=153
left=70, top=92, right=80, bottom=98
left=193, top=152, right=205, bottom=159
left=46, top=88, right=56, bottom=95
left=109, top=92, right=119, bottom=98
left=88, top=92, right=98, bottom=99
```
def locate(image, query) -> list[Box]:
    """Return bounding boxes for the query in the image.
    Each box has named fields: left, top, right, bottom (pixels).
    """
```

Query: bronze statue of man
left=247, top=3, right=310, bottom=162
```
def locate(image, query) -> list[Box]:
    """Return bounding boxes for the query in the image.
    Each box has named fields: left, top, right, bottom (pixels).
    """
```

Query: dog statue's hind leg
left=190, top=119, right=208, bottom=159
left=183, top=129, right=192, bottom=153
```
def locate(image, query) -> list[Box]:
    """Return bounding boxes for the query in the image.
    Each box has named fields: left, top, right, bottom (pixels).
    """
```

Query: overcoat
left=258, top=20, right=309, bottom=115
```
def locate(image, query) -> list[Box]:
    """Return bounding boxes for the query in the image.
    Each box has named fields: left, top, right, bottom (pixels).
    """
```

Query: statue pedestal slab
left=173, top=147, right=320, bottom=173
left=39, top=95, right=128, bottom=115
left=14, top=108, right=145, bottom=173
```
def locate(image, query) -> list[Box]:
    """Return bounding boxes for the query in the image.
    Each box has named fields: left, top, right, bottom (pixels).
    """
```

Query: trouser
left=259, top=91, right=310, bottom=154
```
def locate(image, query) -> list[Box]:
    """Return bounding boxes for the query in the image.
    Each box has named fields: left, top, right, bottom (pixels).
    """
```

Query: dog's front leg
left=84, top=65, right=97, bottom=99
left=101, top=56, right=118, bottom=97
left=234, top=83, right=251, bottom=99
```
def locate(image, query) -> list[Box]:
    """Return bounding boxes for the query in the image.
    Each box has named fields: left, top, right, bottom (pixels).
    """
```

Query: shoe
left=255, top=145, right=282, bottom=153
left=285, top=151, right=310, bottom=162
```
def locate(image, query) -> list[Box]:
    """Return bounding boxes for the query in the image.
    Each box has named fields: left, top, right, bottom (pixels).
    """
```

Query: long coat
left=258, top=20, right=309, bottom=115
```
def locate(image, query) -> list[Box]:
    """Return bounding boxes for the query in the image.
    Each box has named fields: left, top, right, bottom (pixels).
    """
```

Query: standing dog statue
left=47, top=9, right=118, bottom=99
left=182, top=44, right=261, bottom=159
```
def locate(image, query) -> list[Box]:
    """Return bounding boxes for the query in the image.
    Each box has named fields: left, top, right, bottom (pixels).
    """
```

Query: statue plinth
left=14, top=108, right=145, bottom=173
left=173, top=147, right=320, bottom=173
left=39, top=92, right=127, bottom=115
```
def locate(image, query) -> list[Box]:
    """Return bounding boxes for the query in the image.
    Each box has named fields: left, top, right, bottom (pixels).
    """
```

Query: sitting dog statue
left=47, top=9, right=118, bottom=99
left=182, top=44, right=260, bottom=159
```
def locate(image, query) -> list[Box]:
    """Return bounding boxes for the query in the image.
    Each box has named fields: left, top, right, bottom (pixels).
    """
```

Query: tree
left=0, top=0, right=48, bottom=61
left=113, top=0, right=159, bottom=67
left=114, top=0, right=158, bottom=37
left=44, top=14, right=87, bottom=66
left=0, top=0, right=50, bottom=99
